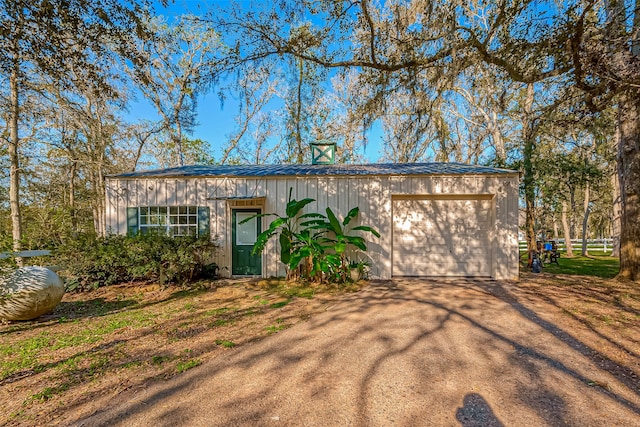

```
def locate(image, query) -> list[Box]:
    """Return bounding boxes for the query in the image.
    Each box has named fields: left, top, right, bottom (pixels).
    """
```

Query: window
left=127, top=206, right=209, bottom=237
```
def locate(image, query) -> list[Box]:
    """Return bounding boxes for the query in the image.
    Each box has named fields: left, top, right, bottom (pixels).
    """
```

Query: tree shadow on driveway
left=71, top=278, right=640, bottom=427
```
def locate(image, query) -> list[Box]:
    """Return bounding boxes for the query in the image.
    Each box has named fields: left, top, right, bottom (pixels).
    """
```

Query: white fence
left=518, top=239, right=614, bottom=253
left=0, top=250, right=52, bottom=259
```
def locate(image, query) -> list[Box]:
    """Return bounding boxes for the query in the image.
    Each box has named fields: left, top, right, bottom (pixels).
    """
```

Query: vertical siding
left=264, top=178, right=278, bottom=278
left=307, top=178, right=319, bottom=213
left=368, top=177, right=385, bottom=278
left=104, top=179, right=120, bottom=235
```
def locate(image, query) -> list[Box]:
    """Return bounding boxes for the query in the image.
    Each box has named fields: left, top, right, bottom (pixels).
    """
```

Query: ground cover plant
left=0, top=278, right=363, bottom=426
left=520, top=250, right=620, bottom=279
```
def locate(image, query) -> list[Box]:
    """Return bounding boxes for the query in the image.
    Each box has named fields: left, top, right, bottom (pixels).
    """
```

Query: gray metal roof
left=109, top=163, right=517, bottom=179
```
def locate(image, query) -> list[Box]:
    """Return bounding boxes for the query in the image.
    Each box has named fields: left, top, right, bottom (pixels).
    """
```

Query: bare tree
left=219, top=64, right=280, bottom=165
left=130, top=15, right=221, bottom=167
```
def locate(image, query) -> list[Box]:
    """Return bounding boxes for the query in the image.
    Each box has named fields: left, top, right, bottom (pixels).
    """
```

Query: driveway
left=74, top=279, right=639, bottom=426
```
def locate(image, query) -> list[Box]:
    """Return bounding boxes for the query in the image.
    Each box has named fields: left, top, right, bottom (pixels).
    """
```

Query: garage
left=392, top=195, right=494, bottom=277
left=107, top=162, right=519, bottom=280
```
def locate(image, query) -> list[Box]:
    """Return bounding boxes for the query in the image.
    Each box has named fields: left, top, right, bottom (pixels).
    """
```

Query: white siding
left=105, top=173, right=520, bottom=280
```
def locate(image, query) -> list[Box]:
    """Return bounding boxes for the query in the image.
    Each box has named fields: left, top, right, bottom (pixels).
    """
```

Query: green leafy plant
left=54, top=233, right=219, bottom=291
left=245, top=187, right=379, bottom=284
left=307, top=207, right=380, bottom=282
left=244, top=188, right=322, bottom=279
left=348, top=260, right=370, bottom=281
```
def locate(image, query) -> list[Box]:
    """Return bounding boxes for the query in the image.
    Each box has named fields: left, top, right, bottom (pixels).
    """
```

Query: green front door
left=232, top=209, right=262, bottom=275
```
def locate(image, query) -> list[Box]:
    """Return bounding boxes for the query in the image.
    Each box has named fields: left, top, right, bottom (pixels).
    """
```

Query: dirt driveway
left=74, top=278, right=639, bottom=427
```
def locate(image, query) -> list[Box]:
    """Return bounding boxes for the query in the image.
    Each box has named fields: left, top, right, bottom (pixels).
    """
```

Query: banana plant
left=241, top=188, right=323, bottom=272
left=303, top=206, right=380, bottom=281
left=242, top=187, right=380, bottom=283
left=311, top=206, right=380, bottom=254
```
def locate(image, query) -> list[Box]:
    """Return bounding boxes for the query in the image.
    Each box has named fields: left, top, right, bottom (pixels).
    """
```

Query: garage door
left=392, top=197, right=493, bottom=277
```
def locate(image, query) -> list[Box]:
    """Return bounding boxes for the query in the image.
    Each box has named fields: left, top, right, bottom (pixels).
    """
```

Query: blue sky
left=127, top=0, right=385, bottom=164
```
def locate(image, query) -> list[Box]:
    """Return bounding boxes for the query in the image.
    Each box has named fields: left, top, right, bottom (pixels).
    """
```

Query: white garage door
left=392, top=197, right=493, bottom=277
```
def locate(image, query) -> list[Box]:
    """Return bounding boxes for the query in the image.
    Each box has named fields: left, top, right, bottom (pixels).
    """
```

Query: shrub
left=54, top=233, right=219, bottom=291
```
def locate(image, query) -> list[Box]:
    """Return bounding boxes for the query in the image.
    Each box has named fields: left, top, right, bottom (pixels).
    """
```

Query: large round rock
left=0, top=266, right=65, bottom=321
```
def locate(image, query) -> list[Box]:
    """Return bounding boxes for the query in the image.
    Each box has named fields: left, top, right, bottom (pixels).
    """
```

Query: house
left=105, top=147, right=520, bottom=280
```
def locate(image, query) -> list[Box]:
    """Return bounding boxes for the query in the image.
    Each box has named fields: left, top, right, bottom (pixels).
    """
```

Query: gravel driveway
left=74, top=279, right=639, bottom=426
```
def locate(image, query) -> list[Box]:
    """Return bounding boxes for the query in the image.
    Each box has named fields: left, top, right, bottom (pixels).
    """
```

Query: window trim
left=128, top=206, right=209, bottom=237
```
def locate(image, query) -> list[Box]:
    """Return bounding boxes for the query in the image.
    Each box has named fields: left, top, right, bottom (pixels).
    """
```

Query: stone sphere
left=0, top=266, right=65, bottom=321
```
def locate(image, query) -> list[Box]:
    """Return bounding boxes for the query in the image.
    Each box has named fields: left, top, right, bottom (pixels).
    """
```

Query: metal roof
left=109, top=162, right=517, bottom=179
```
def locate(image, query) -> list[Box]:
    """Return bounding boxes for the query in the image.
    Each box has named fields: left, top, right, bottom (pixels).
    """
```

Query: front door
left=232, top=209, right=262, bottom=275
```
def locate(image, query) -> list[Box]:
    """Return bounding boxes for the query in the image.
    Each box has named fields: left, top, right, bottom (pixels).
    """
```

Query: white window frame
left=138, top=206, right=199, bottom=237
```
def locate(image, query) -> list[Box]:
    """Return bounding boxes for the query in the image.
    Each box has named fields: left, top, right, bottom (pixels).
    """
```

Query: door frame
left=229, top=206, right=263, bottom=277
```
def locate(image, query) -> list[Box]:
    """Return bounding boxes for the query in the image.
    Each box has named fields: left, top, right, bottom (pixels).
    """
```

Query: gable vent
left=311, top=140, right=336, bottom=165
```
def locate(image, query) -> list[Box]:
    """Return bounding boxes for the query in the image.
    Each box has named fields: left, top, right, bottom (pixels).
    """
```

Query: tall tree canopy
left=0, top=0, right=154, bottom=246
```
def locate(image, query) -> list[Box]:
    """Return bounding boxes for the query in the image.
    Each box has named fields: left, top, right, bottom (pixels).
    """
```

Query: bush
left=54, top=233, right=219, bottom=291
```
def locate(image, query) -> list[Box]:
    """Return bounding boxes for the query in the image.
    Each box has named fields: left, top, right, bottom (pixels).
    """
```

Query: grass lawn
left=0, top=278, right=362, bottom=426
left=520, top=250, right=620, bottom=278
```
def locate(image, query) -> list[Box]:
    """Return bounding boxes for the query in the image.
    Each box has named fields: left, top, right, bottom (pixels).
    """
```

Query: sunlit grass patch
left=520, top=250, right=620, bottom=278
left=542, top=254, right=619, bottom=278
left=28, top=383, right=70, bottom=403
left=214, top=340, right=235, bottom=348
left=176, top=358, right=201, bottom=373
left=265, top=318, right=288, bottom=335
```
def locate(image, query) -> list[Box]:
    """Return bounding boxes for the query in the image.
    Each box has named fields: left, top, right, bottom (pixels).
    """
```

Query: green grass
left=121, top=360, right=144, bottom=369
left=214, top=340, right=235, bottom=348
left=28, top=383, right=70, bottom=403
left=522, top=251, right=620, bottom=278
left=258, top=280, right=316, bottom=299
left=265, top=319, right=287, bottom=335
left=211, top=319, right=232, bottom=327
left=0, top=308, right=158, bottom=381
left=269, top=300, right=290, bottom=309
left=175, top=358, right=201, bottom=373
left=0, top=334, right=51, bottom=380
left=204, top=307, right=231, bottom=316
left=279, top=285, right=315, bottom=299
left=252, top=295, right=270, bottom=305
left=151, top=355, right=172, bottom=365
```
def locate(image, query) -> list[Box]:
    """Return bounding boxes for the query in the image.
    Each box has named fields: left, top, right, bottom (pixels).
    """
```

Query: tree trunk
left=69, top=160, right=78, bottom=237
left=617, top=92, right=640, bottom=280
left=581, top=182, right=591, bottom=256
left=570, top=190, right=576, bottom=239
left=610, top=115, right=622, bottom=258
left=295, top=58, right=304, bottom=164
left=611, top=171, right=622, bottom=257
left=522, top=84, right=537, bottom=264
left=9, top=60, right=23, bottom=260
left=562, top=200, right=574, bottom=257
left=175, top=121, right=184, bottom=167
